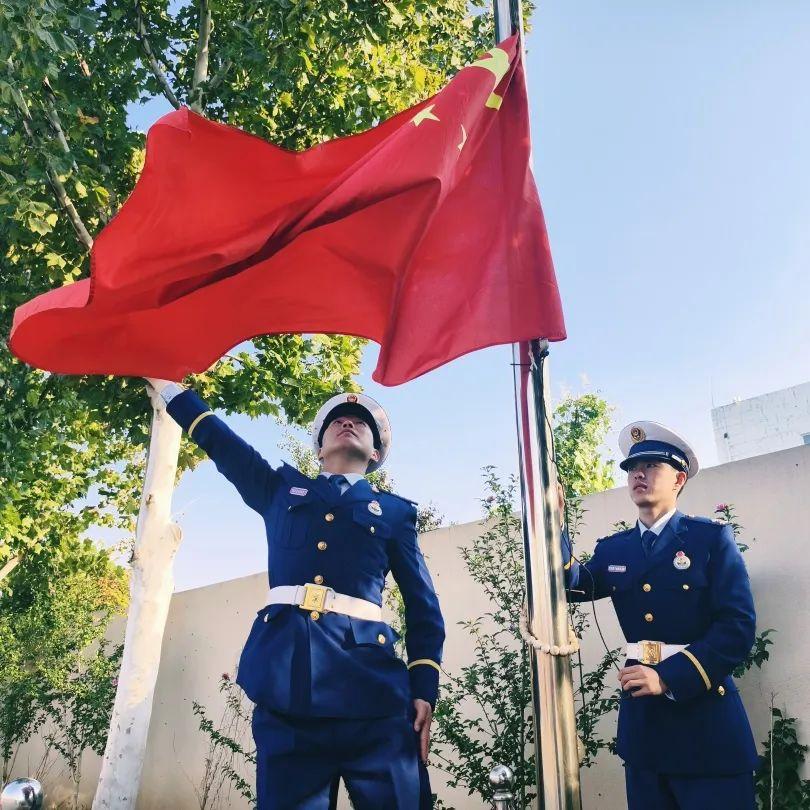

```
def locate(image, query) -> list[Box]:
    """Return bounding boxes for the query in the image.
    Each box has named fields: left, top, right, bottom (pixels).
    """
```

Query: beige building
left=10, top=444, right=810, bottom=808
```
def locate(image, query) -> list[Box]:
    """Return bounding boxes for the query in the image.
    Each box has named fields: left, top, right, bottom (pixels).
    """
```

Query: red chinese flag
left=10, top=35, right=565, bottom=386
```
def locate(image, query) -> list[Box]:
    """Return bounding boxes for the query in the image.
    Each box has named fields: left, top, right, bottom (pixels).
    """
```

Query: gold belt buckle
left=639, top=640, right=662, bottom=665
left=301, top=583, right=329, bottom=613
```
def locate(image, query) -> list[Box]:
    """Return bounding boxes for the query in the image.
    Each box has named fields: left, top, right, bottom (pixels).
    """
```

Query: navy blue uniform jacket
left=167, top=390, right=445, bottom=718
left=566, top=511, right=759, bottom=775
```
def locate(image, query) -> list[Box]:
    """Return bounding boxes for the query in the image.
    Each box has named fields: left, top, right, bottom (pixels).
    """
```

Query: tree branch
left=134, top=1, right=181, bottom=110
left=46, top=163, right=94, bottom=250
left=15, top=92, right=94, bottom=251
left=0, top=556, right=20, bottom=585
left=190, top=0, right=212, bottom=113
left=43, top=98, right=79, bottom=174
left=207, top=58, right=232, bottom=93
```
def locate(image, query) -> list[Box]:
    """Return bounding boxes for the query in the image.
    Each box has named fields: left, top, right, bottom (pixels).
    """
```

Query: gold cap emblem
left=346, top=394, right=358, bottom=403
left=630, top=426, right=646, bottom=443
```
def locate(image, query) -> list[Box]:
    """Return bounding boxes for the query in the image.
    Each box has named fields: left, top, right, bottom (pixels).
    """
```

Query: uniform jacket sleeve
left=562, top=528, right=612, bottom=602
left=166, top=389, right=279, bottom=513
left=388, top=503, right=445, bottom=708
left=655, top=524, right=756, bottom=701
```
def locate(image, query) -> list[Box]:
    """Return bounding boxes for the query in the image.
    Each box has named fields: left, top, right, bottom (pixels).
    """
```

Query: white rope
left=519, top=606, right=580, bottom=656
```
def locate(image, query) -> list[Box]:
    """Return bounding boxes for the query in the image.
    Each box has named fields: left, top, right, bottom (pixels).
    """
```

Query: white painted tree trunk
left=93, top=402, right=183, bottom=809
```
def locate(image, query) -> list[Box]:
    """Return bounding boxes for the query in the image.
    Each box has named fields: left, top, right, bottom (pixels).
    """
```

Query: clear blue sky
left=127, top=2, right=810, bottom=591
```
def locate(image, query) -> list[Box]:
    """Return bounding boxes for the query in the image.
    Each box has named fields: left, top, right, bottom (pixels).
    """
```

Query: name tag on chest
left=607, top=564, right=627, bottom=573
left=289, top=487, right=308, bottom=496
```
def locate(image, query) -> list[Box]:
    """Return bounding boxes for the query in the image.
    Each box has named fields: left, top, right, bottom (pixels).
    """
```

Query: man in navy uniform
left=145, top=378, right=444, bottom=809
left=562, top=421, right=759, bottom=810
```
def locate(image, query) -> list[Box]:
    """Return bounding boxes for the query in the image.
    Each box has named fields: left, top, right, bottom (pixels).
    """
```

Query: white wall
left=712, top=381, right=810, bottom=463
left=9, top=445, right=810, bottom=809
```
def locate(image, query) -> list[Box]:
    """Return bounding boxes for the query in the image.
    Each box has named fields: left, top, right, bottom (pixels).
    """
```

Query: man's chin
left=630, top=491, right=653, bottom=507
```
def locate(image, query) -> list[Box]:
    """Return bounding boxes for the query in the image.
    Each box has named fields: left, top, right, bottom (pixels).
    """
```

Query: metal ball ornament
left=1, top=779, right=44, bottom=810
left=489, top=763, right=514, bottom=789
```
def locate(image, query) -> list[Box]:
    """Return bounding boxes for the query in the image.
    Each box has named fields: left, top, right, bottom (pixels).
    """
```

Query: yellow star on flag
left=411, top=104, right=440, bottom=127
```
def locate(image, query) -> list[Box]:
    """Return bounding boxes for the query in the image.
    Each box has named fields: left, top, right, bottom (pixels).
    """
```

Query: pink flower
left=715, top=504, right=728, bottom=512
left=222, top=673, right=231, bottom=682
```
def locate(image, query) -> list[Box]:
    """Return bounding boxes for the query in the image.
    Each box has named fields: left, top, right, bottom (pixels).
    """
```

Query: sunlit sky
left=127, top=1, right=810, bottom=591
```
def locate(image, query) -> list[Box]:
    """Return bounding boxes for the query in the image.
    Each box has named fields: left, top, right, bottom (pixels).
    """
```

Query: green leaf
left=35, top=28, right=60, bottom=52
left=74, top=180, right=88, bottom=198
left=28, top=217, right=53, bottom=235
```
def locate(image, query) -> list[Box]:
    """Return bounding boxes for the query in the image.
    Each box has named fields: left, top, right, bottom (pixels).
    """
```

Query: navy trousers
left=253, top=706, right=432, bottom=809
left=625, top=765, right=755, bottom=810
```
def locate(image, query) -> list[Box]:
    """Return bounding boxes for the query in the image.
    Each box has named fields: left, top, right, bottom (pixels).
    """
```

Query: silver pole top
left=490, top=763, right=515, bottom=789
left=1, top=779, right=44, bottom=810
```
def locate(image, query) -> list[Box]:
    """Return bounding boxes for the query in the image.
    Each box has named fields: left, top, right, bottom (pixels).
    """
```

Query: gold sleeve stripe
left=407, top=659, right=441, bottom=674
left=680, top=649, right=711, bottom=691
left=188, top=411, right=214, bottom=438
left=563, top=557, right=574, bottom=570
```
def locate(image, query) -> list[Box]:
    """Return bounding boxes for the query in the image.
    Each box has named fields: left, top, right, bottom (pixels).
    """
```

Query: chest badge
left=289, top=487, right=308, bottom=496
left=607, top=564, right=627, bottom=573
left=673, top=550, right=691, bottom=570
left=368, top=500, right=383, bottom=516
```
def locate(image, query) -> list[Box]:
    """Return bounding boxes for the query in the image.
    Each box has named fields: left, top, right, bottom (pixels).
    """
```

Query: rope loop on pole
left=519, top=606, right=580, bottom=656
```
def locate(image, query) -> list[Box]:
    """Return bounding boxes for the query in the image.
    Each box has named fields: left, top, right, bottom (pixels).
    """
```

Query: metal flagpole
left=492, top=2, right=582, bottom=807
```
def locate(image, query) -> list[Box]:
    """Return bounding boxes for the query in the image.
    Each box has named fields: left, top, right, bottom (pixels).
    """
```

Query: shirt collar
left=637, top=507, right=677, bottom=537
left=320, top=471, right=366, bottom=486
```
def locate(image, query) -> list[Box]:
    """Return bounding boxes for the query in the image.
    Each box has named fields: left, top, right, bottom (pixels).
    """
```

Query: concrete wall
left=712, top=381, right=810, bottom=463
left=10, top=445, right=810, bottom=809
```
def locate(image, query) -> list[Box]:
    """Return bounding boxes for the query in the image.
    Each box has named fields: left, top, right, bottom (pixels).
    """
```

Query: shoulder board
left=597, top=526, right=634, bottom=544
left=683, top=514, right=723, bottom=526
left=280, top=462, right=315, bottom=483
left=380, top=490, right=419, bottom=509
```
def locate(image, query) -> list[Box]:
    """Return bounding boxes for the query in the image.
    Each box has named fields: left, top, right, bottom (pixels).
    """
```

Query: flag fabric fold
left=10, top=34, right=565, bottom=386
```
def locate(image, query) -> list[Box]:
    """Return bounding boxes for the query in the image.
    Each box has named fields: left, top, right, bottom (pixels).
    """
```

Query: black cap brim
left=318, top=403, right=381, bottom=449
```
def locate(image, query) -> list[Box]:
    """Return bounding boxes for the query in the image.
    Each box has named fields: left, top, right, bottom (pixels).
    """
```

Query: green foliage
left=712, top=503, right=775, bottom=678
left=0, top=538, right=127, bottom=783
left=430, top=393, right=618, bottom=807
left=432, top=468, right=534, bottom=809
left=46, top=639, right=124, bottom=805
left=553, top=393, right=615, bottom=499
left=554, top=393, right=621, bottom=766
left=192, top=674, right=257, bottom=809
left=714, top=502, right=750, bottom=553
left=756, top=707, right=810, bottom=809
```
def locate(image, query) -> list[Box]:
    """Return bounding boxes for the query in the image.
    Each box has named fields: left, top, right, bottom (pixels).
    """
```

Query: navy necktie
left=330, top=474, right=348, bottom=495
left=641, top=529, right=656, bottom=557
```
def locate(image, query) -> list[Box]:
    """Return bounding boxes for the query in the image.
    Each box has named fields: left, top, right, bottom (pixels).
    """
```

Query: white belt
left=626, top=641, right=687, bottom=666
left=267, top=584, right=382, bottom=622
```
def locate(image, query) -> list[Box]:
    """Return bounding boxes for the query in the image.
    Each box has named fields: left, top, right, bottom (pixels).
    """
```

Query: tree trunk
left=0, top=555, right=20, bottom=585
left=72, top=758, right=81, bottom=810
left=92, top=403, right=182, bottom=809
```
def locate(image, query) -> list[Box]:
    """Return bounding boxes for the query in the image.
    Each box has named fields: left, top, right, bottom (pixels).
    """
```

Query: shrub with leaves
left=192, top=674, right=257, bottom=810
left=431, top=468, right=535, bottom=809
left=0, top=537, right=127, bottom=784
left=756, top=705, right=810, bottom=809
